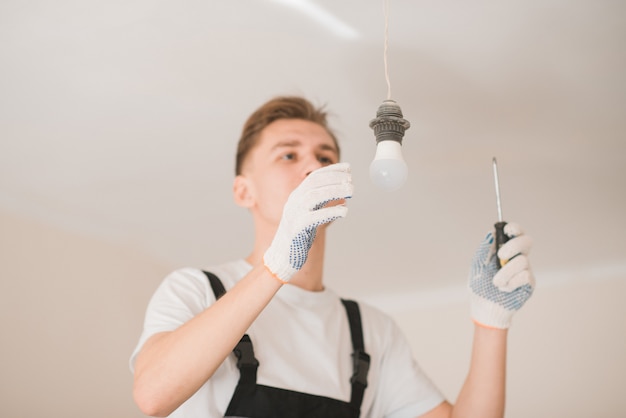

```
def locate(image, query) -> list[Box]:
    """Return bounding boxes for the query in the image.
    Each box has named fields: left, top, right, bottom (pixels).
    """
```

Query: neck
left=246, top=223, right=327, bottom=292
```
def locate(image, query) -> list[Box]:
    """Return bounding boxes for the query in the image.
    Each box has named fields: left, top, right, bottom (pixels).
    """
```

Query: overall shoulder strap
left=202, top=271, right=259, bottom=385
left=203, top=270, right=227, bottom=300
left=340, top=299, right=371, bottom=412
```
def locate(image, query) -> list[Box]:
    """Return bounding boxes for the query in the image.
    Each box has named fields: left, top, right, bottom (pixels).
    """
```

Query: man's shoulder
left=163, top=259, right=252, bottom=292
left=200, top=259, right=252, bottom=287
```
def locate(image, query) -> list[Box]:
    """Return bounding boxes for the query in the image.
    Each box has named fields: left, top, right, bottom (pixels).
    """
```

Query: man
left=130, top=96, right=535, bottom=417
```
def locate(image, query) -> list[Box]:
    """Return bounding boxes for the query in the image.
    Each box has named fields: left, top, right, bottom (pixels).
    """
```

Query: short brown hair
left=235, top=96, right=341, bottom=175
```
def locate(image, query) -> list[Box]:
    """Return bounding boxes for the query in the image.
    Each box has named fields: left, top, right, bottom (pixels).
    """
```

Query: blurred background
left=1, top=1, right=625, bottom=416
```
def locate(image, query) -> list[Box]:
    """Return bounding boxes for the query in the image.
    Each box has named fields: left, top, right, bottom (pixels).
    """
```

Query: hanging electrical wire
left=383, top=0, right=392, bottom=100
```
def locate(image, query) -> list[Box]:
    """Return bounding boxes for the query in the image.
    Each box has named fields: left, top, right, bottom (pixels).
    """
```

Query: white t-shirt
left=130, top=260, right=445, bottom=417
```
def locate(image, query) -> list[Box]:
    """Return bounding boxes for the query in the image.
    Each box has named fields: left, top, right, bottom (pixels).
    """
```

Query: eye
left=318, top=155, right=335, bottom=165
left=281, top=153, right=296, bottom=161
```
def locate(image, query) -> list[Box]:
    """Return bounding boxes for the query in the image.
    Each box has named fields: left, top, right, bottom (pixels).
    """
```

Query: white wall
left=1, top=208, right=624, bottom=417
left=0, top=209, right=168, bottom=417
left=384, top=273, right=626, bottom=417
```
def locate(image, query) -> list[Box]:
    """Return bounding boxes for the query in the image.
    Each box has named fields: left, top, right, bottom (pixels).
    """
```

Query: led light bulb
left=369, top=140, right=407, bottom=191
left=369, top=99, right=411, bottom=191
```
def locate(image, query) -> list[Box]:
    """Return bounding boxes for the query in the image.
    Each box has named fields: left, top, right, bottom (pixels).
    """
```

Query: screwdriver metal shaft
left=492, top=157, right=503, bottom=223
left=492, top=158, right=509, bottom=267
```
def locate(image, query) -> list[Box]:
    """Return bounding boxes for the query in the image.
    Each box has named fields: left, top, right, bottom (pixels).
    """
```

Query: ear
left=233, top=175, right=254, bottom=208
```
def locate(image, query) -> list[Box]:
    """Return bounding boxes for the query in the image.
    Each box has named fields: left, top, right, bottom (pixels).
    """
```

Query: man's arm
left=132, top=163, right=353, bottom=416
left=133, top=264, right=282, bottom=417
left=451, top=325, right=507, bottom=417
left=420, top=222, right=534, bottom=418
left=417, top=326, right=507, bottom=418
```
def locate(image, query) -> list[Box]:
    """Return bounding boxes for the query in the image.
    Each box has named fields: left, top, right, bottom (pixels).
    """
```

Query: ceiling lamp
left=369, top=0, right=411, bottom=192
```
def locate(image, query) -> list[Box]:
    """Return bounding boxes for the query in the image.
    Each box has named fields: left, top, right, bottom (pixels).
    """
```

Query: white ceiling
left=1, top=0, right=625, bottom=303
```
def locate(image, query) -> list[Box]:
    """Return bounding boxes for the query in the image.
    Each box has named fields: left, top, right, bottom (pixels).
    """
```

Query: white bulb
left=369, top=140, right=407, bottom=191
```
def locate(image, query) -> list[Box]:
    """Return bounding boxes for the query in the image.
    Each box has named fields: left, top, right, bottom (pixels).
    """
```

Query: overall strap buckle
left=350, top=349, right=371, bottom=388
left=233, top=334, right=260, bottom=369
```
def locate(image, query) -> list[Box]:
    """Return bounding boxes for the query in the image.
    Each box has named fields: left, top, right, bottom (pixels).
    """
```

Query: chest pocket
left=203, top=271, right=370, bottom=418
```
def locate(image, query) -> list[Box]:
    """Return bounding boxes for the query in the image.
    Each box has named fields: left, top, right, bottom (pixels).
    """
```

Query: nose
left=303, top=156, right=323, bottom=177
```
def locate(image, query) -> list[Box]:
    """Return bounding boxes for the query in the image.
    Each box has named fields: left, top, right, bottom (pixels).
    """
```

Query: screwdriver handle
left=494, top=221, right=509, bottom=268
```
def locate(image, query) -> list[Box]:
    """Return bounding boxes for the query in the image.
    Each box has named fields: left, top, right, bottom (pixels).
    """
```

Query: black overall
left=203, top=271, right=370, bottom=418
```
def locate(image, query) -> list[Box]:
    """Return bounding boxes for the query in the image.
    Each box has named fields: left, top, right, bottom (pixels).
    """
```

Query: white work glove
left=469, top=222, right=535, bottom=329
left=263, top=163, right=353, bottom=282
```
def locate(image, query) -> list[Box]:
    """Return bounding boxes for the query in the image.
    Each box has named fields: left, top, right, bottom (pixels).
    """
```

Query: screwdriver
left=492, top=157, right=509, bottom=268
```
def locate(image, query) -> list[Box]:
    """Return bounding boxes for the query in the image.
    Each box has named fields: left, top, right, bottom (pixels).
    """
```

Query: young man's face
left=235, top=118, right=339, bottom=226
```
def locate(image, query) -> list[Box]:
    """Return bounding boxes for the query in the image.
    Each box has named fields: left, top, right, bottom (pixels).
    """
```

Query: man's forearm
left=451, top=324, right=508, bottom=418
left=132, top=264, right=283, bottom=417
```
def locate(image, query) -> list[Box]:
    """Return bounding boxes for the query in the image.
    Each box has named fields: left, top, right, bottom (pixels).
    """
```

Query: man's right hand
left=263, top=162, right=353, bottom=282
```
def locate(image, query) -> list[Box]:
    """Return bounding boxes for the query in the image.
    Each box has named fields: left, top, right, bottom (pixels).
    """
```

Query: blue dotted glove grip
left=469, top=232, right=534, bottom=329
